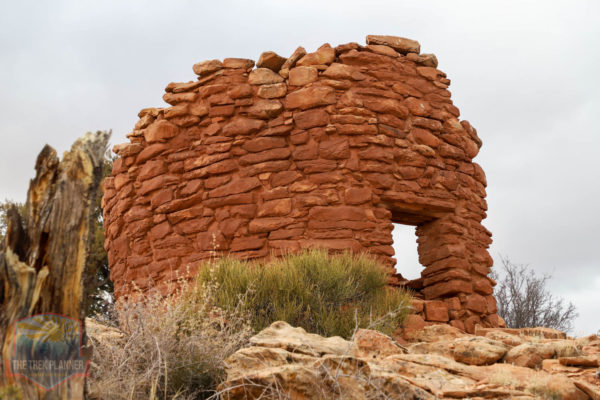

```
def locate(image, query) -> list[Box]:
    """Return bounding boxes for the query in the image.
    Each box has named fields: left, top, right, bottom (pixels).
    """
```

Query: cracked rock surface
left=218, top=321, right=600, bottom=399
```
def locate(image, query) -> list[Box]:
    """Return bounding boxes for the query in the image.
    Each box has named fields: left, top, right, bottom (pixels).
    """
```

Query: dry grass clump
left=550, top=341, right=582, bottom=358
left=487, top=370, right=517, bottom=388
left=0, top=384, right=23, bottom=400
left=196, top=249, right=411, bottom=339
left=87, top=276, right=252, bottom=400
left=526, top=373, right=563, bottom=400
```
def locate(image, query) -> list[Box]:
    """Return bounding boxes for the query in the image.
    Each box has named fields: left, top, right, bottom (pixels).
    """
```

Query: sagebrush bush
left=87, top=276, right=252, bottom=400
left=196, top=249, right=411, bottom=338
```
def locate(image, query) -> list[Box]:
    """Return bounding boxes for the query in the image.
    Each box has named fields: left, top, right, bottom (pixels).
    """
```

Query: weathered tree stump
left=1, top=132, right=109, bottom=399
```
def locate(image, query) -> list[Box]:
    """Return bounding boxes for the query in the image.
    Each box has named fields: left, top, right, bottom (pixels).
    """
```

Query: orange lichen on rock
left=102, top=35, right=496, bottom=331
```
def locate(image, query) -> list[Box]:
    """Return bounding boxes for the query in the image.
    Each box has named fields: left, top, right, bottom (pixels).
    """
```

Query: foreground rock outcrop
left=218, top=321, right=600, bottom=399
left=103, top=34, right=496, bottom=330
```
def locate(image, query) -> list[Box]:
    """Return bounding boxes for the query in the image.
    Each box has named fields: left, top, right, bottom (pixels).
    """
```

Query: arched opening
left=391, top=223, right=422, bottom=280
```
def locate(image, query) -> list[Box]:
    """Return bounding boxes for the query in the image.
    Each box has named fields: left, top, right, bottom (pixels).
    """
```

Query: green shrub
left=196, top=249, right=411, bottom=339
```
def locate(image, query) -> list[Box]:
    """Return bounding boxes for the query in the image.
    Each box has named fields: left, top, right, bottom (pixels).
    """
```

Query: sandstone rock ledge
left=218, top=321, right=600, bottom=399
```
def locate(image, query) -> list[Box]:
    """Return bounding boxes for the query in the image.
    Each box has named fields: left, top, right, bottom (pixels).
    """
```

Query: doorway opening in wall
left=391, top=223, right=422, bottom=280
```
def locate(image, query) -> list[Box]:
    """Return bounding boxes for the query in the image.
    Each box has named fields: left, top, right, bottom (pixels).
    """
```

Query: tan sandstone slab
left=366, top=35, right=421, bottom=54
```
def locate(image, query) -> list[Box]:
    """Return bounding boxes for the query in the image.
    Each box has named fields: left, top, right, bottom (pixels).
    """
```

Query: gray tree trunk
left=0, top=132, right=109, bottom=399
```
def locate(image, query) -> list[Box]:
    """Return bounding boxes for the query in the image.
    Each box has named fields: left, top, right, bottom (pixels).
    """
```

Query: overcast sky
left=1, top=0, right=598, bottom=335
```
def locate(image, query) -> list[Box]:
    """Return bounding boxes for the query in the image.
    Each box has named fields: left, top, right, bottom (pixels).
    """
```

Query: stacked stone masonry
left=102, top=35, right=498, bottom=332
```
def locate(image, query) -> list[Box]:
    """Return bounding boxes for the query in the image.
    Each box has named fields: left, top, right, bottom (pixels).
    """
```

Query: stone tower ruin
left=102, top=35, right=498, bottom=332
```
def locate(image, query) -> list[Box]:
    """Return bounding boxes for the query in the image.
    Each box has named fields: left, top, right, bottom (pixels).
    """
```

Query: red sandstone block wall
left=102, top=35, right=498, bottom=332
